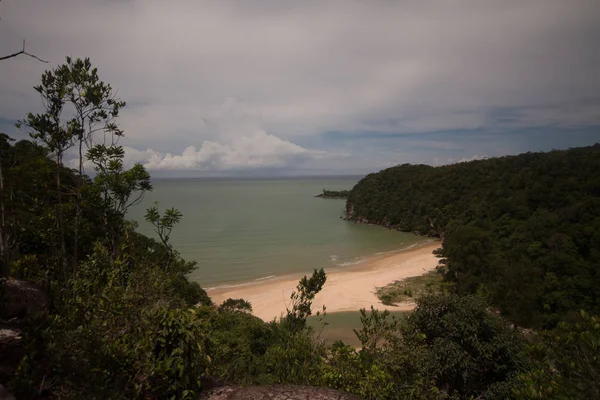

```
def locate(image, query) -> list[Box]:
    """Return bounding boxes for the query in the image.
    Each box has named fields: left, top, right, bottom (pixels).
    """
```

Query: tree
left=284, top=268, right=327, bottom=332
left=48, top=57, right=126, bottom=267
left=401, top=293, right=530, bottom=398
left=18, top=57, right=146, bottom=271
left=515, top=311, right=600, bottom=399
left=17, top=71, right=74, bottom=276
left=145, top=203, right=183, bottom=272
left=219, top=298, right=253, bottom=313
left=345, top=145, right=600, bottom=327
left=88, top=144, right=151, bottom=258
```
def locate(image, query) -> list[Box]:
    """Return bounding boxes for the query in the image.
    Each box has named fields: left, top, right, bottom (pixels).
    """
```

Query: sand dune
left=207, top=241, right=441, bottom=322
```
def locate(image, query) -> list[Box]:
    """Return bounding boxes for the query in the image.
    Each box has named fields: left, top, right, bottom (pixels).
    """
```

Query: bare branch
left=0, top=40, right=48, bottom=63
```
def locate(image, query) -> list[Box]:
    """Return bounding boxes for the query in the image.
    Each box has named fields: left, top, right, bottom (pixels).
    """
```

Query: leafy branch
left=145, top=202, right=183, bottom=272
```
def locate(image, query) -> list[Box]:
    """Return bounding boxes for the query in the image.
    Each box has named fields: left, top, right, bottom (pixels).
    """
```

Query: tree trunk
left=56, top=154, right=68, bottom=281
left=0, top=161, right=9, bottom=278
left=73, top=135, right=84, bottom=272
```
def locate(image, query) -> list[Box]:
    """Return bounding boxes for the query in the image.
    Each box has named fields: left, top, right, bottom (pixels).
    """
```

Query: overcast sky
left=1, top=0, right=599, bottom=176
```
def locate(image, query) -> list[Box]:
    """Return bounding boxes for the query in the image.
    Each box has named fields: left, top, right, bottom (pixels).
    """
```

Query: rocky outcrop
left=0, top=321, right=23, bottom=397
left=0, top=278, right=48, bottom=320
left=200, top=385, right=362, bottom=400
left=0, top=279, right=48, bottom=393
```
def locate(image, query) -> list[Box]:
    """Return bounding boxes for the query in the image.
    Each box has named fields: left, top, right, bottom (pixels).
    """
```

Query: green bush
left=321, top=342, right=396, bottom=400
left=402, top=293, right=530, bottom=398
left=514, top=311, right=600, bottom=399
left=140, top=308, right=208, bottom=399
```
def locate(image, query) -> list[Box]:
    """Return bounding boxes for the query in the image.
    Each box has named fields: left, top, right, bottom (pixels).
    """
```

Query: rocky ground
left=200, top=385, right=362, bottom=400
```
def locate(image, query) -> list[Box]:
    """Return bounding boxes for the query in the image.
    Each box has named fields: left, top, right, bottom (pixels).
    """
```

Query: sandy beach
left=207, top=241, right=441, bottom=321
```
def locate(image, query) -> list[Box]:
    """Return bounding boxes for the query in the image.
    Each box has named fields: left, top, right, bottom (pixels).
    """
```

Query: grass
left=376, top=270, right=448, bottom=306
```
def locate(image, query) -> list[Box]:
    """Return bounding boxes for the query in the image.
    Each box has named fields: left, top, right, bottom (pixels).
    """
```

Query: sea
left=128, top=176, right=427, bottom=288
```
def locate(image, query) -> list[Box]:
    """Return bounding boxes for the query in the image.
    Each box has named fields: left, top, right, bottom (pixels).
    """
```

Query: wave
left=338, top=258, right=366, bottom=267
left=339, top=239, right=435, bottom=267
left=206, top=274, right=279, bottom=291
left=373, top=240, right=435, bottom=256
left=205, top=280, right=264, bottom=291
left=255, top=275, right=276, bottom=281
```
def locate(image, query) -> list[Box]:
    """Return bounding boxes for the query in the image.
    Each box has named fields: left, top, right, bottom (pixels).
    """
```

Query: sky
left=1, top=0, right=599, bottom=176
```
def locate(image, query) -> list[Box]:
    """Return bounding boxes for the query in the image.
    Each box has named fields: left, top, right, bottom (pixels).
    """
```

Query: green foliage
left=402, top=293, right=530, bottom=399
left=11, top=229, right=210, bottom=399
left=87, top=144, right=152, bottom=215
left=3, top=58, right=209, bottom=399
left=259, top=325, right=325, bottom=385
left=145, top=202, right=183, bottom=246
left=196, top=271, right=329, bottom=387
left=514, top=311, right=600, bottom=399
left=14, top=56, right=149, bottom=278
left=145, top=202, right=183, bottom=272
left=318, top=294, right=529, bottom=399
left=141, top=308, right=208, bottom=399
left=317, top=189, right=350, bottom=198
left=284, top=268, right=327, bottom=333
left=20, top=56, right=125, bottom=153
left=321, top=341, right=401, bottom=400
left=197, top=306, right=273, bottom=382
left=353, top=306, right=399, bottom=353
left=219, top=298, right=253, bottom=313
left=347, top=146, right=600, bottom=327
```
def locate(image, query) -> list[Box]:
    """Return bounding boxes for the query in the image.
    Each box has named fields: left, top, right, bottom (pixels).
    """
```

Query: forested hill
left=346, top=144, right=600, bottom=327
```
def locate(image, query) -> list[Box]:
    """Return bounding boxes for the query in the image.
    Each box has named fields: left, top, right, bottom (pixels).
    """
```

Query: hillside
left=346, top=145, right=600, bottom=327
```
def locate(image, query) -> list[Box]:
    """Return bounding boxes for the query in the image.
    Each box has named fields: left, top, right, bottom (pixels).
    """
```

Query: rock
left=0, top=278, right=47, bottom=320
left=0, top=278, right=46, bottom=388
left=0, top=324, right=24, bottom=388
left=200, top=385, right=362, bottom=400
left=0, top=384, right=16, bottom=400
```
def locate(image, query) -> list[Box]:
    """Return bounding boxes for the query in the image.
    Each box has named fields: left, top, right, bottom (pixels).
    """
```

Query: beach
left=207, top=241, right=441, bottom=321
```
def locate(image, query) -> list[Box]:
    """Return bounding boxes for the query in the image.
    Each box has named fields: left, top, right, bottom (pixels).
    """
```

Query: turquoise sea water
left=129, top=177, right=427, bottom=287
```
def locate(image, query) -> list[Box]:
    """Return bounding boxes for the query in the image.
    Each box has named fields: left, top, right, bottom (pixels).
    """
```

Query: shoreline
left=207, top=240, right=441, bottom=322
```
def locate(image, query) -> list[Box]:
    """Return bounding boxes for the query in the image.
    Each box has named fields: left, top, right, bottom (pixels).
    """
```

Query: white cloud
left=128, top=129, right=325, bottom=171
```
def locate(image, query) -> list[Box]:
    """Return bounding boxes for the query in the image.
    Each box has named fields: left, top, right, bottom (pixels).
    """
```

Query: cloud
left=118, top=102, right=331, bottom=171
left=126, top=129, right=326, bottom=171
left=1, top=0, right=599, bottom=174
left=65, top=129, right=329, bottom=172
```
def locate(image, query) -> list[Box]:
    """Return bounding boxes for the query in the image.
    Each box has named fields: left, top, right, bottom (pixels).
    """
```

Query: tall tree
left=55, top=57, right=125, bottom=267
left=17, top=72, right=73, bottom=277
left=19, top=57, right=127, bottom=270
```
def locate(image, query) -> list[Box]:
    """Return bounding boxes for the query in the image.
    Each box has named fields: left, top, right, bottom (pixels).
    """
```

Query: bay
left=128, top=176, right=427, bottom=287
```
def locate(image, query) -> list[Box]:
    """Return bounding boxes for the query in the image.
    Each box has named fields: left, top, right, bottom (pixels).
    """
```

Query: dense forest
left=315, top=189, right=351, bottom=199
left=0, top=58, right=598, bottom=399
left=346, top=147, right=600, bottom=328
